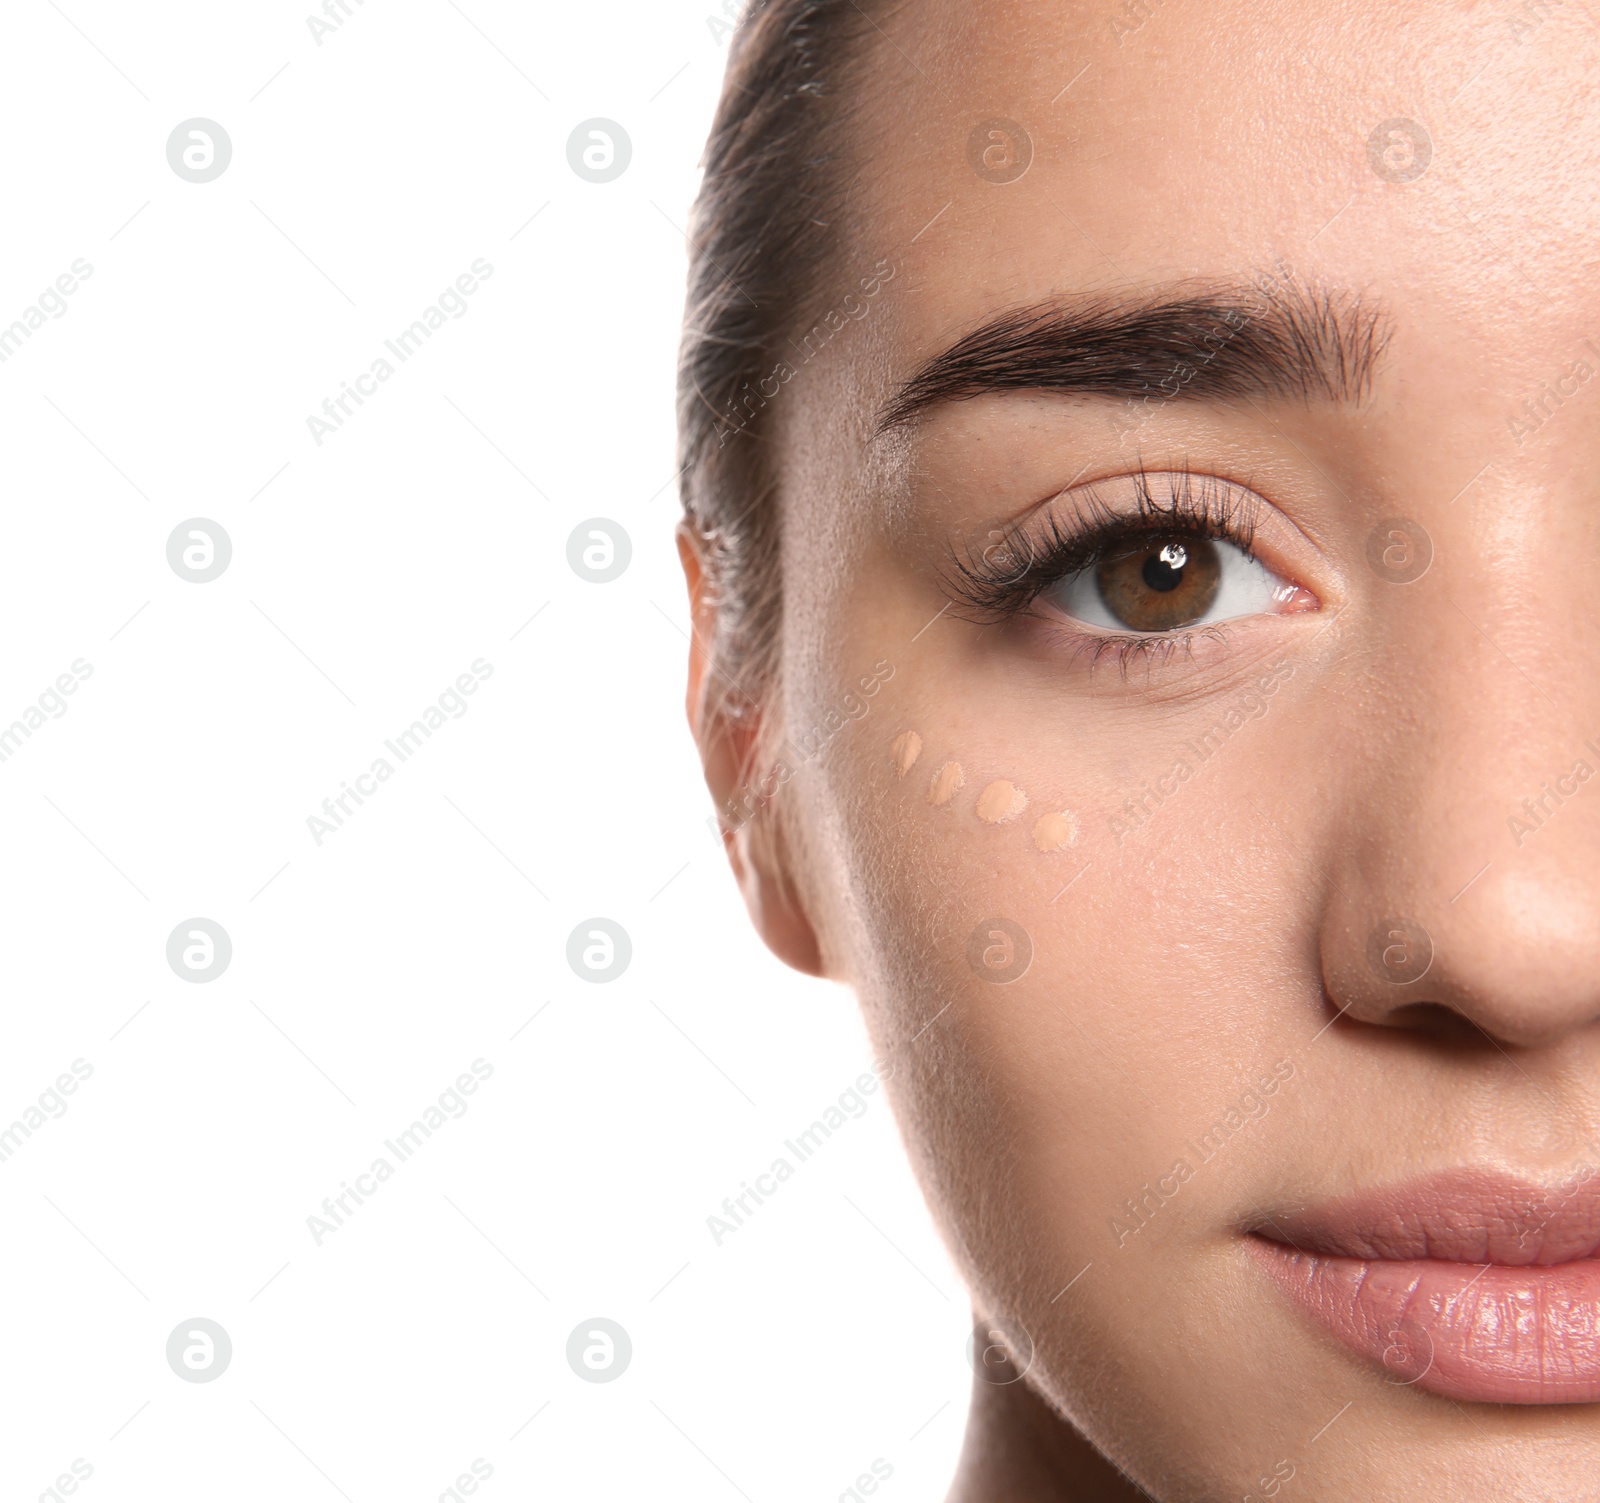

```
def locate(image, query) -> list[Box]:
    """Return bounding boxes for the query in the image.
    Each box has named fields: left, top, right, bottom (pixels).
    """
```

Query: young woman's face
left=718, top=0, right=1600, bottom=1495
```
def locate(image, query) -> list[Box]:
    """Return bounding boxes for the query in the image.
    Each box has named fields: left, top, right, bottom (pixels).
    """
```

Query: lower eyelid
left=1045, top=624, right=1238, bottom=673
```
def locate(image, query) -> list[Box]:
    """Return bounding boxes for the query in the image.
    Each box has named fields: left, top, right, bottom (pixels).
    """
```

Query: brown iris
left=1094, top=535, right=1222, bottom=632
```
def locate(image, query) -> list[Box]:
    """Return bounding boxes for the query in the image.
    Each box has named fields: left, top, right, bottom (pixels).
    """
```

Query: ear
left=677, top=522, right=825, bottom=977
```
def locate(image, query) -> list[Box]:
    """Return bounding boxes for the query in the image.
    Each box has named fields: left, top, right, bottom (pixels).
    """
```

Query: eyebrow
left=876, top=280, right=1391, bottom=433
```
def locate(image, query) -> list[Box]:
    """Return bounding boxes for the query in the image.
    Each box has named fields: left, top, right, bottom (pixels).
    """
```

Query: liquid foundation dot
left=976, top=780, right=1029, bottom=824
left=1032, top=810, right=1079, bottom=852
left=928, top=761, right=965, bottom=806
left=891, top=730, right=922, bottom=777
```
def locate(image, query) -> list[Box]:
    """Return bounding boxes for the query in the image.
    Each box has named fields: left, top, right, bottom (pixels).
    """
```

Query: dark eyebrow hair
left=875, top=280, right=1392, bottom=433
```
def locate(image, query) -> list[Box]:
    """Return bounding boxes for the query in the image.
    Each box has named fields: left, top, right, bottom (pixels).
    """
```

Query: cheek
left=806, top=684, right=1320, bottom=1325
left=813, top=705, right=1146, bottom=1172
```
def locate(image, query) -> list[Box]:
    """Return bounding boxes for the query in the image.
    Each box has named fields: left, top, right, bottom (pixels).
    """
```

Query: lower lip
left=1249, top=1238, right=1600, bottom=1404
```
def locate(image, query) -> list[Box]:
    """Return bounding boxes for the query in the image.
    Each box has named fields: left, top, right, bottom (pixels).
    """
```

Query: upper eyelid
left=1005, top=471, right=1267, bottom=563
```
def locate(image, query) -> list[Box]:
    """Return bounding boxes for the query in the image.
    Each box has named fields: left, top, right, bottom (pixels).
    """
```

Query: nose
left=1318, top=595, right=1600, bottom=1052
left=1325, top=864, right=1600, bottom=1049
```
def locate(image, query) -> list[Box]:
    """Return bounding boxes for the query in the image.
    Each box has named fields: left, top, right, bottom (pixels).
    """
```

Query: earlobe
left=737, top=811, right=826, bottom=976
left=677, top=522, right=825, bottom=978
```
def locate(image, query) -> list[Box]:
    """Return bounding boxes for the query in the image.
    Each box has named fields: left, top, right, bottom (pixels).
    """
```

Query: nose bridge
left=1322, top=586, right=1600, bottom=1048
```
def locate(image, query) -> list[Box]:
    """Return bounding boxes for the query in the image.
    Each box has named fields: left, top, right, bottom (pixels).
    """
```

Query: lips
left=1249, top=1168, right=1600, bottom=1404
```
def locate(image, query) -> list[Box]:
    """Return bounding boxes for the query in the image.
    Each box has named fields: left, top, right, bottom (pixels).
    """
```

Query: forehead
left=843, top=0, right=1600, bottom=360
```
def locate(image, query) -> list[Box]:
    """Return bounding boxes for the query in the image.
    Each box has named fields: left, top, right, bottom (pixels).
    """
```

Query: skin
left=682, top=1, right=1600, bottom=1497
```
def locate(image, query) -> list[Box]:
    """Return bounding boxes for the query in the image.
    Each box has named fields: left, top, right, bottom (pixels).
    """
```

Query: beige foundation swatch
left=891, top=730, right=922, bottom=777
left=976, top=779, right=1029, bottom=824
left=928, top=761, right=964, bottom=806
left=1032, top=810, right=1079, bottom=852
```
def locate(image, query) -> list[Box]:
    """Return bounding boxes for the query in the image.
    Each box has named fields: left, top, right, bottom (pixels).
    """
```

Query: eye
left=1043, top=532, right=1291, bottom=634
left=941, top=470, right=1320, bottom=645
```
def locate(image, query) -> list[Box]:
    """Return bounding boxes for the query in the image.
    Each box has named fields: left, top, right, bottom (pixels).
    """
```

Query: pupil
left=1142, top=546, right=1186, bottom=593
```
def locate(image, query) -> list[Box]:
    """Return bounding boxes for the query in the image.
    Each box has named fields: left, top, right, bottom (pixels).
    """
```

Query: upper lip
left=1250, top=1167, right=1600, bottom=1266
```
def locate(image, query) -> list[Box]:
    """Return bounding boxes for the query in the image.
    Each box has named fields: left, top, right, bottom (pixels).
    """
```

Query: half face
left=752, top=0, right=1600, bottom=1497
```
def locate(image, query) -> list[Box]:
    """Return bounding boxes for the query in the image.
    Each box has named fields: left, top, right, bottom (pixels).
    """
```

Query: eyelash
left=942, top=469, right=1266, bottom=668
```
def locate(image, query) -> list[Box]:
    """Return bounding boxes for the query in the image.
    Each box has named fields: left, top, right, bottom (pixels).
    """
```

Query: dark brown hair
left=676, top=0, right=883, bottom=718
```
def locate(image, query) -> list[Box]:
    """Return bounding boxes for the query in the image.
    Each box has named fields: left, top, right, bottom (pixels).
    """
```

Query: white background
left=0, top=3, right=972, bottom=1500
